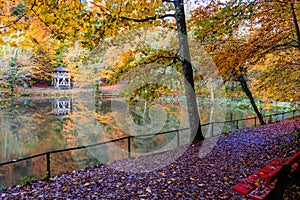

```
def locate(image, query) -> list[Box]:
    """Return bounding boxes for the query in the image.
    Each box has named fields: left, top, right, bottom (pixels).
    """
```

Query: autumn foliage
left=0, top=0, right=299, bottom=101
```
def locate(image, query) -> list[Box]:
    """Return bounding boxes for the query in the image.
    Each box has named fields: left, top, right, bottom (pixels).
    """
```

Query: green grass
left=0, top=185, right=7, bottom=190
left=20, top=176, right=37, bottom=185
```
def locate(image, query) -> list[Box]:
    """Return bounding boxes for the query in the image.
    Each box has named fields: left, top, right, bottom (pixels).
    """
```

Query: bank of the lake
left=1, top=117, right=299, bottom=199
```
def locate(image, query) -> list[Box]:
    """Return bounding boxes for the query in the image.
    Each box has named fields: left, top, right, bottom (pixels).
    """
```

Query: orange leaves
left=18, top=40, right=31, bottom=47
left=251, top=49, right=300, bottom=101
left=8, top=41, right=18, bottom=47
left=0, top=37, right=4, bottom=45
left=190, top=0, right=300, bottom=101
left=97, top=115, right=114, bottom=125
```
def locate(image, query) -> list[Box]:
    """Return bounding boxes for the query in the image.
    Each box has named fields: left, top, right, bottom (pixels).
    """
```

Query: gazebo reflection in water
left=52, top=98, right=72, bottom=117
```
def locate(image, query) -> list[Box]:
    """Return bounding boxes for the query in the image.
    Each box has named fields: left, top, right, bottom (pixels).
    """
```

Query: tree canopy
left=0, top=0, right=298, bottom=101
left=190, top=0, right=300, bottom=101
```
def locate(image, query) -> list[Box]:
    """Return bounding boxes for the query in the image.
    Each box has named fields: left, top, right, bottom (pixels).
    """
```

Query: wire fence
left=0, top=109, right=299, bottom=187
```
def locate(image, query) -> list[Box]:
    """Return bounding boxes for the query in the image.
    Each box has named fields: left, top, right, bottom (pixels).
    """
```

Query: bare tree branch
left=256, top=41, right=298, bottom=56
left=120, top=14, right=175, bottom=22
left=0, top=14, right=26, bottom=29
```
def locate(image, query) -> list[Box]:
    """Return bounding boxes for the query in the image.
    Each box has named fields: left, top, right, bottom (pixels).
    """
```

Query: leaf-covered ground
left=1, top=117, right=300, bottom=199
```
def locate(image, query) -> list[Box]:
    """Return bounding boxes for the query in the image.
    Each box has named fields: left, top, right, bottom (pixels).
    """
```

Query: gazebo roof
left=54, top=66, right=68, bottom=72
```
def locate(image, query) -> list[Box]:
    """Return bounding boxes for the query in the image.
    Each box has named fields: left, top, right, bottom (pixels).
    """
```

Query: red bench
left=232, top=151, right=300, bottom=200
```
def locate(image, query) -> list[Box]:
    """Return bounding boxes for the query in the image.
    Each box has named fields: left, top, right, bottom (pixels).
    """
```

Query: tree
left=190, top=0, right=300, bottom=124
left=190, top=2, right=265, bottom=125
left=113, top=0, right=204, bottom=142
left=1, top=0, right=205, bottom=142
left=172, top=0, right=204, bottom=142
left=250, top=51, right=299, bottom=101
left=82, top=0, right=204, bottom=142
left=0, top=1, right=76, bottom=88
left=0, top=44, right=31, bottom=95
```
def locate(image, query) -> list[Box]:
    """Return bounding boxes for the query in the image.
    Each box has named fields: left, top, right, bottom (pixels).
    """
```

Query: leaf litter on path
left=1, top=117, right=300, bottom=199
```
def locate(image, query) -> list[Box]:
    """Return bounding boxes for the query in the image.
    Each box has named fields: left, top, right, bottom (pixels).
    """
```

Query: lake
left=0, top=96, right=296, bottom=187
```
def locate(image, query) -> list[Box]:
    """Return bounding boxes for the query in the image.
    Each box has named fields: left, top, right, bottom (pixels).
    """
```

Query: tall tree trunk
left=174, top=0, right=204, bottom=143
left=291, top=3, right=300, bottom=49
left=237, top=75, right=266, bottom=125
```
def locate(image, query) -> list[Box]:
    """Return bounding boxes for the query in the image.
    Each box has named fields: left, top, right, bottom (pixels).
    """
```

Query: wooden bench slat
left=284, top=151, right=300, bottom=165
left=232, top=182, right=256, bottom=195
left=232, top=151, right=300, bottom=200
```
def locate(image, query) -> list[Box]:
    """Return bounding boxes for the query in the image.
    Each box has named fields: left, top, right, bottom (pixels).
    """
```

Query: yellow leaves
left=251, top=49, right=300, bottom=101
left=9, top=41, right=18, bottom=47
left=83, top=182, right=90, bottom=187
left=64, top=121, right=77, bottom=132
left=0, top=37, right=4, bottom=45
left=145, top=186, right=151, bottom=193
left=29, top=36, right=39, bottom=44
left=101, top=69, right=114, bottom=76
left=97, top=115, right=113, bottom=124
left=19, top=40, right=32, bottom=47
left=46, top=13, right=56, bottom=23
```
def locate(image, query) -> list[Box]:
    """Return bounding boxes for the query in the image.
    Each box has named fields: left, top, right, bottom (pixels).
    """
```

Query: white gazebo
left=52, top=66, right=71, bottom=89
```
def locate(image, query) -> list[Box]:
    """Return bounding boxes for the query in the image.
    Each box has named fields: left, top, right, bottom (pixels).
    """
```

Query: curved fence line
left=0, top=109, right=299, bottom=183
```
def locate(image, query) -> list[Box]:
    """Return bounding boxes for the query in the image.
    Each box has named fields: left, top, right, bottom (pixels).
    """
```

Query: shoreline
left=1, top=117, right=299, bottom=199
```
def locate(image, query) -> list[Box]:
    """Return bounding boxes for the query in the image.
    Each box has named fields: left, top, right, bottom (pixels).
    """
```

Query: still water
left=0, top=96, right=275, bottom=186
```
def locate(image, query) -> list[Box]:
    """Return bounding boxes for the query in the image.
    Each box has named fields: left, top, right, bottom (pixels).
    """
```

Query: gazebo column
left=68, top=77, right=71, bottom=88
left=56, top=77, right=59, bottom=89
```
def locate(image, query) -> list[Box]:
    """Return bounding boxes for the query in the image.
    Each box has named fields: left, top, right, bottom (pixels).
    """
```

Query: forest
left=1, top=1, right=300, bottom=199
left=0, top=0, right=298, bottom=102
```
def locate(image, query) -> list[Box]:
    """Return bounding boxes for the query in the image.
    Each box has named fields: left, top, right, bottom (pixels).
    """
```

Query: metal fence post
left=293, top=110, right=295, bottom=118
left=236, top=120, right=239, bottom=129
left=128, top=137, right=131, bottom=159
left=46, top=153, right=50, bottom=178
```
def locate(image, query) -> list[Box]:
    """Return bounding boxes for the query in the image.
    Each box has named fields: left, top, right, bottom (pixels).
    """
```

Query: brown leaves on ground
left=1, top=117, right=300, bottom=199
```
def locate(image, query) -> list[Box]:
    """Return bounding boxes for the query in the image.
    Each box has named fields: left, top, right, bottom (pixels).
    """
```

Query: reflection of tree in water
left=0, top=99, right=20, bottom=161
left=0, top=98, right=51, bottom=161
left=0, top=98, right=70, bottom=186
left=129, top=101, right=182, bottom=154
left=132, top=135, right=176, bottom=154
left=61, top=97, right=118, bottom=165
left=96, top=98, right=186, bottom=154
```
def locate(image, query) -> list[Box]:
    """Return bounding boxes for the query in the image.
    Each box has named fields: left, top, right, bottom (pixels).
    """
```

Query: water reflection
left=0, top=97, right=244, bottom=164
left=0, top=96, right=258, bottom=186
left=53, top=98, right=72, bottom=117
left=0, top=98, right=65, bottom=162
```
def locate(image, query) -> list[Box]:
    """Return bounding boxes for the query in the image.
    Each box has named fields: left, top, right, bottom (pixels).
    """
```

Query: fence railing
left=0, top=109, right=299, bottom=187
left=202, top=109, right=300, bottom=135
